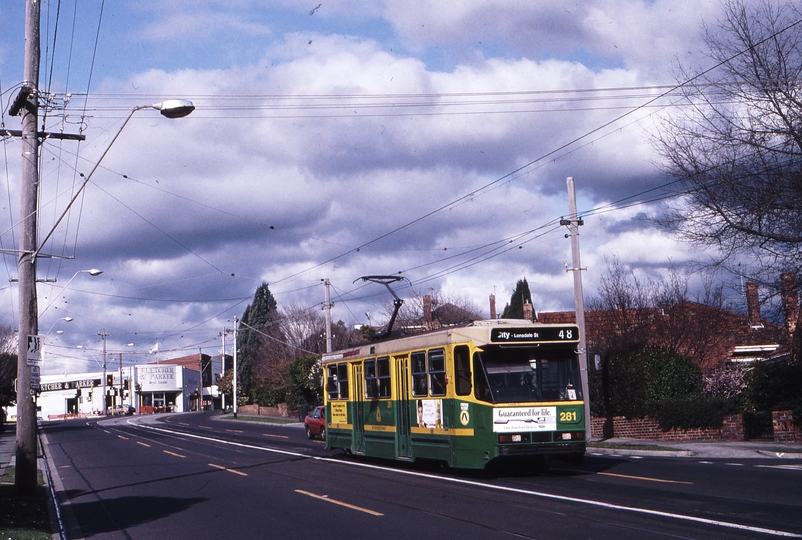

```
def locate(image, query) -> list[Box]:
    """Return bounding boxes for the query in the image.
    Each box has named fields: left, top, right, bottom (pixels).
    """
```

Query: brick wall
left=237, top=403, right=289, bottom=417
left=591, top=414, right=745, bottom=441
left=772, top=410, right=801, bottom=442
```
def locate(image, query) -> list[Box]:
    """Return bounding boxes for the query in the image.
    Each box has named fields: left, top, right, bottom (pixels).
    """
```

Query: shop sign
left=139, top=366, right=178, bottom=390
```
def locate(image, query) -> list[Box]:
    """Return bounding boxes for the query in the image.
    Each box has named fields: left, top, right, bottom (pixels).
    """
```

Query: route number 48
left=558, top=329, right=574, bottom=340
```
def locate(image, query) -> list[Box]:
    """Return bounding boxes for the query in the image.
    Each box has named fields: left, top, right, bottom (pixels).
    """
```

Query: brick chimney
left=523, top=300, right=533, bottom=322
left=745, top=281, right=763, bottom=328
left=489, top=294, right=496, bottom=320
left=781, top=273, right=799, bottom=336
left=423, top=295, right=433, bottom=330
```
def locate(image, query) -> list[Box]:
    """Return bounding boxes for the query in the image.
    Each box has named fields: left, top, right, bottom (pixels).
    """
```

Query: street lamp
left=14, top=98, right=194, bottom=495
left=43, top=316, right=73, bottom=337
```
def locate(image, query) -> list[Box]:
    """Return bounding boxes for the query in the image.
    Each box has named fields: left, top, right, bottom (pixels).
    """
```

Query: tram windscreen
left=473, top=347, right=582, bottom=404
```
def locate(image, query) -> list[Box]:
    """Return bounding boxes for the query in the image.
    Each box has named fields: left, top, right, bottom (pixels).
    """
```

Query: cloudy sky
left=0, top=0, right=741, bottom=374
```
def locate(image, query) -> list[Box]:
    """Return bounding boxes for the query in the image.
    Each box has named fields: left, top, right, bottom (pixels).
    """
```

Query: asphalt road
left=41, top=414, right=802, bottom=539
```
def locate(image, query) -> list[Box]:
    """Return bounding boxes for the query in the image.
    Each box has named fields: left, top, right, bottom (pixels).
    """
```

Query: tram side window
left=326, top=365, right=339, bottom=400
left=428, top=349, right=446, bottom=396
left=454, top=345, right=472, bottom=396
left=411, top=351, right=428, bottom=397
left=473, top=353, right=492, bottom=403
left=337, top=363, right=349, bottom=399
left=377, top=357, right=391, bottom=398
left=365, top=359, right=378, bottom=399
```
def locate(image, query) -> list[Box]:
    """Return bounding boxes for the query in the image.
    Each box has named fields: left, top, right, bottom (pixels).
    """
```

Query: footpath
left=0, top=424, right=14, bottom=482
left=587, top=437, right=802, bottom=459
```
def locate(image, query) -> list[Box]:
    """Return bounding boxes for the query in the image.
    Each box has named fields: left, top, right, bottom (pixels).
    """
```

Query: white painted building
left=34, top=364, right=200, bottom=420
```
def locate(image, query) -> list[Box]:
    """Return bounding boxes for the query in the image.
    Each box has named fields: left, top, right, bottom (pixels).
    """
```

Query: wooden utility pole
left=323, top=279, right=333, bottom=353
left=233, top=316, right=238, bottom=419
left=564, top=177, right=591, bottom=441
left=14, top=0, right=41, bottom=496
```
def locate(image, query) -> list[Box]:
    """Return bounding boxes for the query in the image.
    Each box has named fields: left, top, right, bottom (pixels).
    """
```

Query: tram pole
left=323, top=279, right=333, bottom=353
left=564, top=177, right=592, bottom=442
left=233, top=316, right=238, bottom=419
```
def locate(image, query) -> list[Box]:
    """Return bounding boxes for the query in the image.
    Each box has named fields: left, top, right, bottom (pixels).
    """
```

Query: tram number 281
left=560, top=411, right=578, bottom=422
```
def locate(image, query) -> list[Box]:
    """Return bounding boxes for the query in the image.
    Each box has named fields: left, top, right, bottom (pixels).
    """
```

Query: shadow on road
left=65, top=494, right=206, bottom=537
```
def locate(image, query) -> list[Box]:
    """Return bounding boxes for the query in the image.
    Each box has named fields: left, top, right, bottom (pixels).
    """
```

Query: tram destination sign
left=491, top=326, right=579, bottom=343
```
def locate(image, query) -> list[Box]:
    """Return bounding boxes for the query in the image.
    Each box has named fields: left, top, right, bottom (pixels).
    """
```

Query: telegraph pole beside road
left=562, top=177, right=592, bottom=442
left=100, top=330, right=108, bottom=414
left=233, top=316, right=239, bottom=419
left=323, top=279, right=333, bottom=353
left=13, top=0, right=42, bottom=496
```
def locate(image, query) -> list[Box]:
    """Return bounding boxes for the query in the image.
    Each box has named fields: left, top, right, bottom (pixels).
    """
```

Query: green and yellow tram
left=322, top=319, right=585, bottom=470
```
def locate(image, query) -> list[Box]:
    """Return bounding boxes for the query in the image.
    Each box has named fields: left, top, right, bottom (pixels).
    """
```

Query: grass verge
left=0, top=467, right=52, bottom=540
left=220, top=414, right=299, bottom=424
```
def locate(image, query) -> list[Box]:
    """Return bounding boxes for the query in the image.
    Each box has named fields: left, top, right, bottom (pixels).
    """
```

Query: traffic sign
left=26, top=334, right=41, bottom=365
left=30, top=365, right=40, bottom=390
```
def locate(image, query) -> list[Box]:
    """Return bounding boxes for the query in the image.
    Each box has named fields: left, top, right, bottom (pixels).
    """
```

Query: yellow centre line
left=118, top=435, right=128, bottom=440
left=164, top=450, right=185, bottom=458
left=597, top=472, right=693, bottom=485
left=295, top=490, right=383, bottom=516
left=198, top=425, right=213, bottom=430
left=137, top=441, right=151, bottom=448
left=178, top=422, right=189, bottom=426
left=209, top=463, right=248, bottom=476
left=263, top=433, right=288, bottom=439
left=225, top=429, right=243, bottom=433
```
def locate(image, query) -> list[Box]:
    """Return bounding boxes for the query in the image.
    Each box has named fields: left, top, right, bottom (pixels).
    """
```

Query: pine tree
left=501, top=278, right=532, bottom=319
left=237, top=282, right=279, bottom=399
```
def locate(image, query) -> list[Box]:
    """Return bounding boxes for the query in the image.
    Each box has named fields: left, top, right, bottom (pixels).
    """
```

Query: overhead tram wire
left=74, top=82, right=742, bottom=119
left=37, top=142, right=355, bottom=254
left=0, top=74, right=19, bottom=321
left=28, top=15, right=802, bottom=331
left=39, top=80, right=748, bottom=287
left=63, top=0, right=106, bottom=272
left=264, top=14, right=802, bottom=293
left=90, top=182, right=225, bottom=274
left=33, top=0, right=107, bottom=285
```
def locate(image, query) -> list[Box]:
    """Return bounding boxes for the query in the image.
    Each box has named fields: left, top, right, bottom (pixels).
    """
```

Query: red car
left=304, top=405, right=326, bottom=440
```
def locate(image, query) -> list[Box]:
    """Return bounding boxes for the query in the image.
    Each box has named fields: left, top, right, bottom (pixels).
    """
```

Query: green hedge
left=648, top=396, right=729, bottom=431
left=742, top=361, right=802, bottom=428
left=601, top=346, right=703, bottom=419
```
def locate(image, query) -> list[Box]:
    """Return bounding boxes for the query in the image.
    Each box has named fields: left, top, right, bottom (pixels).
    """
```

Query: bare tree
left=281, top=301, right=325, bottom=355
left=655, top=0, right=802, bottom=282
left=587, top=258, right=748, bottom=373
left=381, top=288, right=483, bottom=331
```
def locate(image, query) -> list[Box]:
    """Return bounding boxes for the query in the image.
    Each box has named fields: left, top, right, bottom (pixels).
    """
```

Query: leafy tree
left=286, top=355, right=323, bottom=407
left=216, top=369, right=246, bottom=407
left=237, top=282, right=281, bottom=399
left=654, top=0, right=802, bottom=307
left=0, top=353, right=17, bottom=408
left=742, top=361, right=802, bottom=425
left=501, top=278, right=532, bottom=319
left=0, top=324, right=17, bottom=408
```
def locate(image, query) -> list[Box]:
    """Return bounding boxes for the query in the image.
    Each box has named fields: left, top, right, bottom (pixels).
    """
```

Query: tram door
left=352, top=363, right=366, bottom=454
left=395, top=356, right=411, bottom=459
